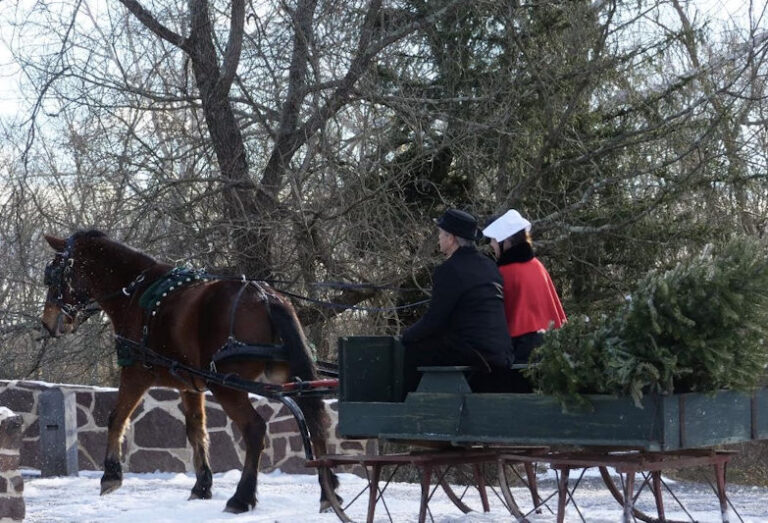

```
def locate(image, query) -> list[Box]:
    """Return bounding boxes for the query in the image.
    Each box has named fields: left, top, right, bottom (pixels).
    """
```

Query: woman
left=482, top=209, right=566, bottom=392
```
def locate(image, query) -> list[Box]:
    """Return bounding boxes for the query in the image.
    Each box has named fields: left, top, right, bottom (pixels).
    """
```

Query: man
left=401, top=208, right=512, bottom=393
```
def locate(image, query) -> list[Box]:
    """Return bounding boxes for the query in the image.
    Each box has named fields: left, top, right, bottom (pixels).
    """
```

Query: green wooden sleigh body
left=337, top=336, right=768, bottom=451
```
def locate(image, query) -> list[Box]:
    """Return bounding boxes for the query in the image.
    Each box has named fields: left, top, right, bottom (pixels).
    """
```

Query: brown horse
left=40, top=230, right=339, bottom=513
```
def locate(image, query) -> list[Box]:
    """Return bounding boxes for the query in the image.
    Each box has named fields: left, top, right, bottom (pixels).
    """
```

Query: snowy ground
left=22, top=467, right=768, bottom=522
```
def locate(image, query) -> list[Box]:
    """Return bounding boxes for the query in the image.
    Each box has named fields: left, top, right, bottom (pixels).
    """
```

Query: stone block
left=0, top=454, right=20, bottom=470
left=279, top=455, right=311, bottom=474
left=272, top=438, right=286, bottom=464
left=76, top=406, right=90, bottom=428
left=133, top=409, right=186, bottom=448
left=10, top=475, right=22, bottom=493
left=0, top=496, right=25, bottom=520
left=75, top=391, right=93, bottom=410
left=0, top=388, right=34, bottom=414
left=77, top=430, right=106, bottom=467
left=208, top=431, right=242, bottom=472
left=204, top=406, right=227, bottom=428
left=269, top=418, right=299, bottom=435
left=92, top=391, right=119, bottom=427
left=21, top=439, right=41, bottom=469
left=128, top=450, right=185, bottom=473
left=148, top=388, right=179, bottom=402
left=78, top=447, right=98, bottom=471
left=0, top=416, right=22, bottom=449
left=23, top=418, right=39, bottom=439
left=288, top=435, right=303, bottom=452
left=255, top=403, right=275, bottom=420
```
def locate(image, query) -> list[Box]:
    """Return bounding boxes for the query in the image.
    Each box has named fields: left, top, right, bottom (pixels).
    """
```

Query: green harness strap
left=138, top=267, right=208, bottom=311
left=117, top=267, right=209, bottom=367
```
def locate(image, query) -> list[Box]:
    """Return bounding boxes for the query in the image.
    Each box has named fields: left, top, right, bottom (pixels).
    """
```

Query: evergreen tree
left=529, top=236, right=768, bottom=407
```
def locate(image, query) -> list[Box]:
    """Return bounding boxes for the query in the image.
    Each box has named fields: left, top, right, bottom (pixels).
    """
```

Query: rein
left=274, top=288, right=431, bottom=312
left=201, top=274, right=432, bottom=313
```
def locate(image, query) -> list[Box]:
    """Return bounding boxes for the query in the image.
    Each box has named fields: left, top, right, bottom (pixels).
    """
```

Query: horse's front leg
left=180, top=390, right=213, bottom=500
left=101, top=369, right=151, bottom=495
left=209, top=385, right=265, bottom=513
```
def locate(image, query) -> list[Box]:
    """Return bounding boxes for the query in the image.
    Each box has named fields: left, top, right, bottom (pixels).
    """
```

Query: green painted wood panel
left=677, top=391, right=752, bottom=448
left=458, top=394, right=670, bottom=450
left=754, top=388, right=767, bottom=439
left=339, top=336, right=404, bottom=403
left=338, top=402, right=403, bottom=438
left=392, top=393, right=465, bottom=437
left=339, top=389, right=768, bottom=449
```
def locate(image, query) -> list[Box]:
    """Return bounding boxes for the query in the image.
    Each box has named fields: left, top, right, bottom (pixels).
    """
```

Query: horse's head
left=41, top=233, right=100, bottom=336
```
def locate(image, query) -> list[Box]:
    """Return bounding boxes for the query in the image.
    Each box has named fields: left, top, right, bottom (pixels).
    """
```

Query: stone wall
left=0, top=407, right=24, bottom=521
left=0, top=380, right=374, bottom=475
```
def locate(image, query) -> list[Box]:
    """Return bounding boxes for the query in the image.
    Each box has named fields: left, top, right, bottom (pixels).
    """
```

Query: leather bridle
left=44, top=235, right=100, bottom=325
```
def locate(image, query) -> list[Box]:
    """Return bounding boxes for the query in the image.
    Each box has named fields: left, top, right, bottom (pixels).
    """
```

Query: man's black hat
left=436, top=209, right=480, bottom=241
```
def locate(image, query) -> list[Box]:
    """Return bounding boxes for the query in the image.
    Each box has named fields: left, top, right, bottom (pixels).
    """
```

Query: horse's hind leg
left=101, top=369, right=151, bottom=495
left=209, top=384, right=266, bottom=513
left=298, top=396, right=341, bottom=512
left=181, top=391, right=213, bottom=500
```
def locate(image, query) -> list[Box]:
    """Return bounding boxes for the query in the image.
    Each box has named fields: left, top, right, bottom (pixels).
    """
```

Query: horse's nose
left=41, top=304, right=68, bottom=337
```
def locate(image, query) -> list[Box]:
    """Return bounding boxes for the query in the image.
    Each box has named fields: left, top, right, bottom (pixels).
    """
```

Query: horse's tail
left=268, top=295, right=339, bottom=498
left=267, top=298, right=318, bottom=382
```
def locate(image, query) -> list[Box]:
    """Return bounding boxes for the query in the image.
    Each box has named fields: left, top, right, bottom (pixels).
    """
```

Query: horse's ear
left=44, top=234, right=66, bottom=252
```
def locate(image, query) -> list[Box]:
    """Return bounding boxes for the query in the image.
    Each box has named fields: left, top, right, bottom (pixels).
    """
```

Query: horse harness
left=114, top=267, right=291, bottom=372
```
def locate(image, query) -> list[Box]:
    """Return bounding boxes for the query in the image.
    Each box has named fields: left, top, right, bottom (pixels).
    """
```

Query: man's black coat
left=402, top=246, right=512, bottom=368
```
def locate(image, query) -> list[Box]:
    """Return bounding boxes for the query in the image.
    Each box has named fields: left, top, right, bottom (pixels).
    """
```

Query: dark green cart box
left=337, top=337, right=768, bottom=450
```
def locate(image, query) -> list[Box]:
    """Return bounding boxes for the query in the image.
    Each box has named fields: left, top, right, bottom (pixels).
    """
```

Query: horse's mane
left=74, top=229, right=157, bottom=266
left=72, top=229, right=108, bottom=241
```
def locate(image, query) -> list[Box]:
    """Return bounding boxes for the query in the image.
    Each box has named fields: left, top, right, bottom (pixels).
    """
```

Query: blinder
left=43, top=236, right=99, bottom=323
left=44, top=256, right=71, bottom=290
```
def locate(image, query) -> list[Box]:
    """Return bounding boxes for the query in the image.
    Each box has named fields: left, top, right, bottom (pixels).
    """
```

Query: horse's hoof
left=100, top=480, right=122, bottom=495
left=188, top=489, right=212, bottom=500
left=319, top=494, right=342, bottom=513
left=223, top=497, right=254, bottom=514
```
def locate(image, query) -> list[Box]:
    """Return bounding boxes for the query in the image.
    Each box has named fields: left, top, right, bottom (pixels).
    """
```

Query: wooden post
left=472, top=463, right=490, bottom=512
left=366, top=464, right=381, bottom=523
left=556, top=467, right=570, bottom=523
left=418, top=464, right=432, bottom=523
left=622, top=471, right=635, bottom=523
left=651, top=471, right=666, bottom=521
left=525, top=461, right=543, bottom=512
left=714, top=461, right=730, bottom=523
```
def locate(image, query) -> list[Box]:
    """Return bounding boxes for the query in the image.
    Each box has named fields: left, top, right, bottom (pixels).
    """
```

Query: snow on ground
left=22, top=467, right=768, bottom=523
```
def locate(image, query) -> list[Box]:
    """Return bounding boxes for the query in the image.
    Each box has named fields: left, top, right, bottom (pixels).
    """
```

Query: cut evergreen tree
left=528, top=236, right=768, bottom=408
